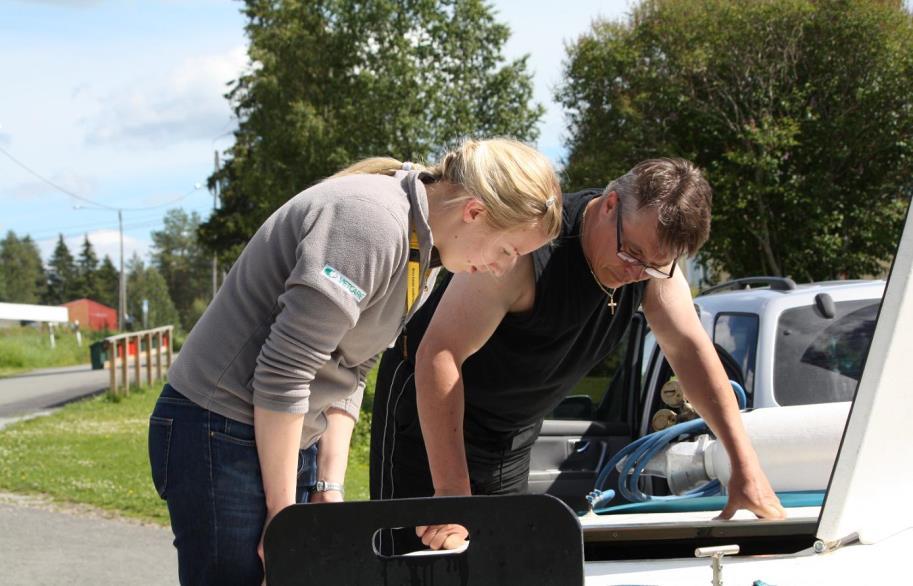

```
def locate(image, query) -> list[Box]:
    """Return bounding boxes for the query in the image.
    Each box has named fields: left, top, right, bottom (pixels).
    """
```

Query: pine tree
left=0, top=257, right=6, bottom=301
left=0, top=231, right=46, bottom=303
left=76, top=235, right=100, bottom=301
left=44, top=235, right=79, bottom=305
left=95, top=255, right=120, bottom=311
left=126, top=254, right=180, bottom=330
left=150, top=209, right=212, bottom=330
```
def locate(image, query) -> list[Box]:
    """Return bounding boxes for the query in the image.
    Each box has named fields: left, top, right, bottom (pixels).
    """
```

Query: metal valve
left=652, top=408, right=678, bottom=431
left=678, top=400, right=700, bottom=422
left=660, top=378, right=685, bottom=407
left=695, top=544, right=739, bottom=586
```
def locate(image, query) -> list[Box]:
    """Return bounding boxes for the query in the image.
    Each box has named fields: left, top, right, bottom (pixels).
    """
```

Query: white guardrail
left=104, top=326, right=173, bottom=395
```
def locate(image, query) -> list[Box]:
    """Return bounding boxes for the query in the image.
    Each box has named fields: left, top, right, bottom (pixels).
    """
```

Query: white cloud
left=0, top=132, right=11, bottom=147
left=84, top=46, right=247, bottom=147
left=0, top=171, right=97, bottom=201
left=1, top=180, right=52, bottom=199
left=36, top=228, right=149, bottom=266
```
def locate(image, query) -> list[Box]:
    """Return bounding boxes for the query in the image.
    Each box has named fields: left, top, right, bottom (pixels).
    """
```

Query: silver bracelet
left=312, top=480, right=344, bottom=495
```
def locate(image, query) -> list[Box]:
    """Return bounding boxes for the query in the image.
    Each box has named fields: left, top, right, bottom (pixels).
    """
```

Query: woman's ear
left=462, top=198, right=487, bottom=223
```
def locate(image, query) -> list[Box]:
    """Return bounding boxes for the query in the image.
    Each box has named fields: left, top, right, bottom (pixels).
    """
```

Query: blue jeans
left=148, top=384, right=317, bottom=585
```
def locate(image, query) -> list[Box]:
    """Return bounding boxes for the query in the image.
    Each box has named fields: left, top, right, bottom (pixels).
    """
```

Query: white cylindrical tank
left=706, top=402, right=851, bottom=491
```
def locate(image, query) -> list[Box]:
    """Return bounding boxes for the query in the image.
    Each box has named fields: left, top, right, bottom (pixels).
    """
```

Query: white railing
left=105, top=326, right=173, bottom=395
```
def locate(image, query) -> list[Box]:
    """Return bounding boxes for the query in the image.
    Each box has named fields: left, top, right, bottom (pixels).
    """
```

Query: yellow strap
left=403, top=228, right=431, bottom=360
left=406, top=229, right=425, bottom=316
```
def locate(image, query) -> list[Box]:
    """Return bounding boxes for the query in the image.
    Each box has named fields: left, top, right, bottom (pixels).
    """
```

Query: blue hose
left=586, top=381, right=747, bottom=511
left=593, top=490, right=824, bottom=515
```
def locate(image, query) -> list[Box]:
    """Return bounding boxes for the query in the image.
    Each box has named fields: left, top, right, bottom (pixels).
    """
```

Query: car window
left=552, top=328, right=634, bottom=422
left=641, top=331, right=657, bottom=384
left=774, top=299, right=880, bottom=405
left=713, top=313, right=759, bottom=395
left=567, top=333, right=630, bottom=408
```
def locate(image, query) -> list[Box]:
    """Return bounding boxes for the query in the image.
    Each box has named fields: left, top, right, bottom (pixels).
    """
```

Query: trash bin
left=90, top=341, right=107, bottom=370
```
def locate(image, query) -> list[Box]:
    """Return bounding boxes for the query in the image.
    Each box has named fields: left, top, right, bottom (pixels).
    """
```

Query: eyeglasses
left=615, top=197, right=677, bottom=279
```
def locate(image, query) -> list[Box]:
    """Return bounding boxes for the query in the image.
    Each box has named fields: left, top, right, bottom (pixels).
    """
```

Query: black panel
left=264, top=494, right=585, bottom=585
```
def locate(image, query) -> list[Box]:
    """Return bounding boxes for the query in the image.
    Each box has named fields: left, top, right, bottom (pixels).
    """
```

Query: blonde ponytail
left=429, top=138, right=562, bottom=239
left=331, top=157, right=430, bottom=179
left=330, top=138, right=562, bottom=239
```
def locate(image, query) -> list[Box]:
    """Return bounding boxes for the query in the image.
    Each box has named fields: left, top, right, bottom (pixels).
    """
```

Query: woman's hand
left=308, top=489, right=344, bottom=504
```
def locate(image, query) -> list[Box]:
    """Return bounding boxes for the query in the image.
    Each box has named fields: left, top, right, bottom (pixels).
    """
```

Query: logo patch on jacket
left=321, top=265, right=366, bottom=302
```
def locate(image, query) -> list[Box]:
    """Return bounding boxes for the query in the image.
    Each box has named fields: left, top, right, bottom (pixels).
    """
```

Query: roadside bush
left=0, top=326, right=95, bottom=374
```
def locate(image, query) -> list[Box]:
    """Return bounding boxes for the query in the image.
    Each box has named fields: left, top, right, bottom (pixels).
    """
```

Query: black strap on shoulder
left=264, top=494, right=584, bottom=585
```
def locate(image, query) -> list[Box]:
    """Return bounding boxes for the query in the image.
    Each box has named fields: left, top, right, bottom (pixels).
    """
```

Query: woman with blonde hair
left=147, top=137, right=561, bottom=585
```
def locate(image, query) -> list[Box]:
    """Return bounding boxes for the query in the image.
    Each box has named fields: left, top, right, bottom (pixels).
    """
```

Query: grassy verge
left=0, top=364, right=603, bottom=524
left=0, top=326, right=96, bottom=377
left=0, top=384, right=170, bottom=524
left=0, top=377, right=377, bottom=525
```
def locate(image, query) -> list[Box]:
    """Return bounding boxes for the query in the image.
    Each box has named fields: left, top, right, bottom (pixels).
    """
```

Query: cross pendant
left=607, top=295, right=616, bottom=315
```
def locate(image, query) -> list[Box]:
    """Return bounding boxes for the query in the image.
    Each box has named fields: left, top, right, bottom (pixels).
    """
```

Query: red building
left=62, top=298, right=117, bottom=332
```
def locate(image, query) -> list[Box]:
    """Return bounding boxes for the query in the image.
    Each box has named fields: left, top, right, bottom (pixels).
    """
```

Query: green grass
left=0, top=384, right=170, bottom=524
left=347, top=367, right=378, bottom=501
left=0, top=326, right=96, bottom=377
left=0, top=365, right=603, bottom=524
left=0, top=373, right=378, bottom=525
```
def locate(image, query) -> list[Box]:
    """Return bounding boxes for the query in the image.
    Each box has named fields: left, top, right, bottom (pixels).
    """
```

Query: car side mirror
left=552, top=395, right=595, bottom=420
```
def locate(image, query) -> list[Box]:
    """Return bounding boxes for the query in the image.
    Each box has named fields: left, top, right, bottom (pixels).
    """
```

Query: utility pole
left=212, top=150, right=220, bottom=299
left=118, top=208, right=126, bottom=331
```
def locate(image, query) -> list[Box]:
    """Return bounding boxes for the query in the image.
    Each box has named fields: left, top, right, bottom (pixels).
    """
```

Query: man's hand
left=415, top=523, right=469, bottom=550
left=643, top=273, right=786, bottom=522
left=413, top=487, right=471, bottom=550
left=717, top=462, right=786, bottom=520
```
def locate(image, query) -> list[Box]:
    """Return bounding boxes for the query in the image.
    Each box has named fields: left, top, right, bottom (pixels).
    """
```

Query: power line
left=26, top=213, right=165, bottom=241
left=31, top=217, right=168, bottom=244
left=0, top=144, right=116, bottom=210
left=1, top=144, right=207, bottom=330
left=0, top=144, right=204, bottom=211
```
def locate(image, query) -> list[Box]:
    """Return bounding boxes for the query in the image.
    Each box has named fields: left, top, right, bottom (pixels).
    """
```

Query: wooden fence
left=105, top=325, right=173, bottom=395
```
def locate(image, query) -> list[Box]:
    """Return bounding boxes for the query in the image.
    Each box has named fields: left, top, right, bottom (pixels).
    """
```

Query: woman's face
left=441, top=199, right=550, bottom=277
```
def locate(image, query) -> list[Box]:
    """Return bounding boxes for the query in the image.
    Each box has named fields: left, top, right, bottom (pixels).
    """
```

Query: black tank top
left=402, top=189, right=647, bottom=433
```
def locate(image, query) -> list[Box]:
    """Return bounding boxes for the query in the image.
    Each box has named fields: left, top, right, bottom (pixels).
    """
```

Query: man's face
left=589, top=192, right=678, bottom=289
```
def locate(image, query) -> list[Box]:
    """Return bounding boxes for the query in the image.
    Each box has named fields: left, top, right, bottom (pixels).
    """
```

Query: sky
left=0, top=0, right=636, bottom=266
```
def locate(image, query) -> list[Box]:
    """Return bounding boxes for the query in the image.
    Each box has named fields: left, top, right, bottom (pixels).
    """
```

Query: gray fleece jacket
left=168, top=171, right=437, bottom=448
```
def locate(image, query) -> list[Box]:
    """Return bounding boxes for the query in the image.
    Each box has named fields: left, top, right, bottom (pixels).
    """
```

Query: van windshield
left=774, top=299, right=881, bottom=405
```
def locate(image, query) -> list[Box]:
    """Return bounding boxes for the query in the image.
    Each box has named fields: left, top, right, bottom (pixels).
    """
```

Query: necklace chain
left=581, top=201, right=617, bottom=314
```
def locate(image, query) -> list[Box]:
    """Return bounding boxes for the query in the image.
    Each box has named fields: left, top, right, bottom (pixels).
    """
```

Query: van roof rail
left=698, top=276, right=797, bottom=297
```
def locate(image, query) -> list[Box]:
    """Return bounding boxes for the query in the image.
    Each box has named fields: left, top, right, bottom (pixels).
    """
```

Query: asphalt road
left=0, top=365, right=179, bottom=584
left=0, top=494, right=178, bottom=585
left=0, top=363, right=109, bottom=423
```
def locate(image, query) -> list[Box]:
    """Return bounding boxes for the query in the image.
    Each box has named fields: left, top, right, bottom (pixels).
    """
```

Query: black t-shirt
left=402, top=189, right=647, bottom=433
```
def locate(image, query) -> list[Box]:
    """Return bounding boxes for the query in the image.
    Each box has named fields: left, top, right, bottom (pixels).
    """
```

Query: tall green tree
left=75, top=235, right=100, bottom=300
left=126, top=254, right=180, bottom=330
left=95, top=255, right=120, bottom=310
left=150, top=209, right=212, bottom=330
left=0, top=232, right=46, bottom=303
left=44, top=235, right=79, bottom=305
left=201, top=0, right=544, bottom=262
left=556, top=0, right=913, bottom=281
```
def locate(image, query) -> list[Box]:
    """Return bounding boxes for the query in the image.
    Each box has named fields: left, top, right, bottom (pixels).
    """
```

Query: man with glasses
left=370, top=158, right=786, bottom=551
